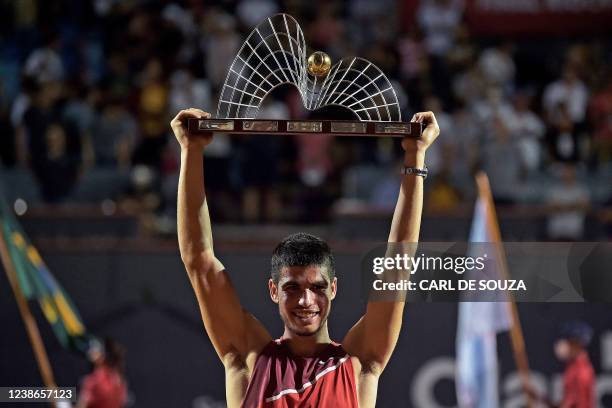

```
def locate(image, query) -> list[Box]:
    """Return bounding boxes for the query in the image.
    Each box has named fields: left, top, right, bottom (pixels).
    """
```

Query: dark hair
left=271, top=233, right=335, bottom=283
left=558, top=321, right=593, bottom=347
left=103, top=338, right=126, bottom=374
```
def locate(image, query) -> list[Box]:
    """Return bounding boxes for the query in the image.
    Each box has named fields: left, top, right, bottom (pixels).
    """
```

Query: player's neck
left=281, top=324, right=331, bottom=357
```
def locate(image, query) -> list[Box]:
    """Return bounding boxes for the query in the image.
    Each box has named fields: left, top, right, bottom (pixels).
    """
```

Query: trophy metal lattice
left=189, top=13, right=421, bottom=138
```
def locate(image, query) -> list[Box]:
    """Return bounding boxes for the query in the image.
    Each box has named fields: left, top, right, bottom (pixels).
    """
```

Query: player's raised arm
left=343, top=111, right=440, bottom=374
left=172, top=109, right=271, bottom=366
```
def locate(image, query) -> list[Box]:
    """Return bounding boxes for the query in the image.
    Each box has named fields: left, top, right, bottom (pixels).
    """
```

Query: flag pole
left=0, top=218, right=57, bottom=388
left=475, top=172, right=534, bottom=408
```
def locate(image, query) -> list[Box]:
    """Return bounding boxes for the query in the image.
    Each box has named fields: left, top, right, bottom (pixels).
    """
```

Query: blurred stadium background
left=0, top=0, right=611, bottom=407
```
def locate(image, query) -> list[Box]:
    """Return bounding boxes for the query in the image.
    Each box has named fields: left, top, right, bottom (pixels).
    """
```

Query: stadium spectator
left=349, top=0, right=395, bottom=51
left=236, top=0, right=279, bottom=29
left=478, top=41, right=515, bottom=93
left=201, top=10, right=240, bottom=91
left=168, top=69, right=211, bottom=117
left=20, top=81, right=81, bottom=201
left=36, top=122, right=82, bottom=202
left=237, top=97, right=288, bottom=222
left=480, top=114, right=524, bottom=204
left=446, top=24, right=476, bottom=74
left=545, top=101, right=583, bottom=163
left=543, top=65, right=589, bottom=127
left=472, top=86, right=516, bottom=155
left=512, top=91, right=545, bottom=172
left=545, top=164, right=590, bottom=241
left=92, top=98, right=138, bottom=170
left=308, top=3, right=345, bottom=52
left=23, top=32, right=64, bottom=84
left=589, top=73, right=612, bottom=165
left=417, top=0, right=463, bottom=58
left=62, top=83, right=97, bottom=172
left=100, top=52, right=131, bottom=101
left=450, top=104, right=479, bottom=195
left=132, top=58, right=168, bottom=169
left=427, top=170, right=463, bottom=213
left=397, top=28, right=428, bottom=110
left=543, top=65, right=589, bottom=163
left=452, top=61, right=487, bottom=108
left=417, top=0, right=463, bottom=105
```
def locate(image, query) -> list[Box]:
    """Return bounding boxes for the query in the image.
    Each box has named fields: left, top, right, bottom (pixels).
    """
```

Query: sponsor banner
left=465, top=0, right=612, bottom=35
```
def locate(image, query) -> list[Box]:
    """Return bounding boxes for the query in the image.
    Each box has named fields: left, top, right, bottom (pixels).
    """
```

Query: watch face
left=401, top=167, right=427, bottom=178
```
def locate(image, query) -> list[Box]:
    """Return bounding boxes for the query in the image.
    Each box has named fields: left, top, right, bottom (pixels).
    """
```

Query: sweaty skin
left=172, top=108, right=439, bottom=407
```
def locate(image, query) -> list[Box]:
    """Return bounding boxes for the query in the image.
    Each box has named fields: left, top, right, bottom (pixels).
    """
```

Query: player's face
left=270, top=265, right=337, bottom=337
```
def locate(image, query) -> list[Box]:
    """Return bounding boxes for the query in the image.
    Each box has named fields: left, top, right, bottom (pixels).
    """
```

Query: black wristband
left=401, top=165, right=428, bottom=179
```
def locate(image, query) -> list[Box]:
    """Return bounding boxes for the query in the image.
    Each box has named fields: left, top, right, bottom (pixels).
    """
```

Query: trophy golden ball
left=307, top=51, right=332, bottom=77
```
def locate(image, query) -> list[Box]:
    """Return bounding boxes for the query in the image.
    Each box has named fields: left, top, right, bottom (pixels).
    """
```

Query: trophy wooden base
left=187, top=119, right=422, bottom=138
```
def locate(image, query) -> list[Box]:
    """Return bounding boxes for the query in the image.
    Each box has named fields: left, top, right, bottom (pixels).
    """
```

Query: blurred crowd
left=0, top=0, right=611, bottom=239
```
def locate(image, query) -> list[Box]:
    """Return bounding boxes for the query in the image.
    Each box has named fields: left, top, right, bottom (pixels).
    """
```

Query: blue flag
left=456, top=194, right=511, bottom=408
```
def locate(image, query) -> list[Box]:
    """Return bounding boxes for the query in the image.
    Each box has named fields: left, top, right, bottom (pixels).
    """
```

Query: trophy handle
left=187, top=118, right=422, bottom=138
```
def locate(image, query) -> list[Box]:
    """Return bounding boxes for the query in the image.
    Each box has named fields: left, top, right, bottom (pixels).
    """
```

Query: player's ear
left=330, top=277, right=337, bottom=300
left=269, top=279, right=279, bottom=303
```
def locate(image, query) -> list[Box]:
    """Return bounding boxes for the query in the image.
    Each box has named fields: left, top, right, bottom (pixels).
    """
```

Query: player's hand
left=403, top=111, right=440, bottom=153
left=170, top=108, right=213, bottom=150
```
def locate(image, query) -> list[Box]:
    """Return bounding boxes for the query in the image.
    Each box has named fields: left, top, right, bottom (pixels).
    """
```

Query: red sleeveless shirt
left=241, top=339, right=359, bottom=407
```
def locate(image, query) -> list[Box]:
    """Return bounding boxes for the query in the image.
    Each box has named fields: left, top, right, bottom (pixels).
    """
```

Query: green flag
left=0, top=192, right=90, bottom=353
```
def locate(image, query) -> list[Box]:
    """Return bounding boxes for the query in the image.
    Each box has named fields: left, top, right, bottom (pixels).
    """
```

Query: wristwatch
left=401, top=166, right=428, bottom=179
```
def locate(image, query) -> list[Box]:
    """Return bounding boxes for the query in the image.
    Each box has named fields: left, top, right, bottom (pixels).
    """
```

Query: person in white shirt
left=543, top=65, right=589, bottom=125
left=417, top=0, right=463, bottom=58
left=543, top=66, right=589, bottom=162
left=545, top=164, right=590, bottom=241
left=478, top=42, right=515, bottom=92
left=512, top=91, right=545, bottom=171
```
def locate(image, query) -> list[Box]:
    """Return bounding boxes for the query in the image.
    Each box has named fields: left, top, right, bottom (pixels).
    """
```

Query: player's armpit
left=186, top=257, right=272, bottom=364
left=342, top=301, right=405, bottom=375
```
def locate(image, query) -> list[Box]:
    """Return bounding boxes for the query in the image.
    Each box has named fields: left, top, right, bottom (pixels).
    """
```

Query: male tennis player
left=171, top=108, right=439, bottom=407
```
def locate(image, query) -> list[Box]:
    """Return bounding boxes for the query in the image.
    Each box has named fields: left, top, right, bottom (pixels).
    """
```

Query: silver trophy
left=188, top=13, right=421, bottom=138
